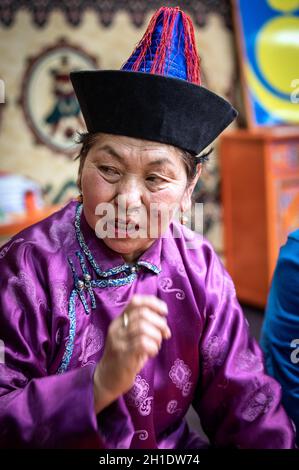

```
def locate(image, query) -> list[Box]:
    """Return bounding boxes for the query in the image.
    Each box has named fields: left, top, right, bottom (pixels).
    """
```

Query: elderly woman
left=0, top=7, right=295, bottom=449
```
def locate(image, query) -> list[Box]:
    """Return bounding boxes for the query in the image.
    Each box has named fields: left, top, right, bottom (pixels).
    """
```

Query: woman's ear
left=180, top=165, right=202, bottom=213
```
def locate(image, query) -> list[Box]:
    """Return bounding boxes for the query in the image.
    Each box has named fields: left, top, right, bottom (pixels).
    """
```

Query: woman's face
left=79, top=133, right=200, bottom=262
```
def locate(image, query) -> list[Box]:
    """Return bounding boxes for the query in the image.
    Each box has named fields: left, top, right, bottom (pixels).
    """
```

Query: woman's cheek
left=82, top=171, right=115, bottom=210
left=146, top=185, right=185, bottom=235
left=148, top=184, right=185, bottom=208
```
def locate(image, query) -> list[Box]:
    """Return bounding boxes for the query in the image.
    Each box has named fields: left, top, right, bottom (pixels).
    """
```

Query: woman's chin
left=102, top=236, right=153, bottom=256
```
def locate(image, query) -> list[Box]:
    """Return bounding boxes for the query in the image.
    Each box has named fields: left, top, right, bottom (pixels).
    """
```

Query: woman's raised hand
left=93, top=294, right=171, bottom=414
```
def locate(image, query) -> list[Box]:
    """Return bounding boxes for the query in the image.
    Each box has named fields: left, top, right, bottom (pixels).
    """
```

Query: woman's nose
left=115, top=176, right=143, bottom=213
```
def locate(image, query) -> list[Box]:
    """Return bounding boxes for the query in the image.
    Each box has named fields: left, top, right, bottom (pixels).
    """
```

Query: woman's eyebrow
left=146, top=158, right=175, bottom=167
left=96, top=145, right=123, bottom=162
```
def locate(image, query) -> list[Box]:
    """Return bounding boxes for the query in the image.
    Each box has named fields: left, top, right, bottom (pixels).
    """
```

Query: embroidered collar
left=74, top=202, right=162, bottom=277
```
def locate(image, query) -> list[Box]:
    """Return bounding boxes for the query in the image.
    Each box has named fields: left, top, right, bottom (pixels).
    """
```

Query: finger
left=129, top=335, right=160, bottom=359
left=129, top=294, right=168, bottom=316
left=129, top=307, right=171, bottom=339
left=127, top=319, right=163, bottom=347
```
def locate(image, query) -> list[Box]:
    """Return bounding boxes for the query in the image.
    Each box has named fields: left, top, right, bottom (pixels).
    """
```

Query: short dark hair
left=74, top=132, right=212, bottom=189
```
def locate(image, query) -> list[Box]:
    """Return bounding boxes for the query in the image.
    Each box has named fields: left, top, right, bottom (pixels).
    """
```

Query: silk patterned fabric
left=0, top=201, right=295, bottom=448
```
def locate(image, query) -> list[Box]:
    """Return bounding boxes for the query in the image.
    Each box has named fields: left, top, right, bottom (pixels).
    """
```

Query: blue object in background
left=236, top=0, right=299, bottom=126
left=261, top=229, right=299, bottom=445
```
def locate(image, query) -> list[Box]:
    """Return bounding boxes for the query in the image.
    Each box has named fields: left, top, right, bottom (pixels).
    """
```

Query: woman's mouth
left=116, top=219, right=140, bottom=229
left=107, top=219, right=141, bottom=237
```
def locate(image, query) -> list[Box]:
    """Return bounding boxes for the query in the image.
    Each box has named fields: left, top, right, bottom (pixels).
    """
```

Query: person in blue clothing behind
left=261, top=229, right=299, bottom=445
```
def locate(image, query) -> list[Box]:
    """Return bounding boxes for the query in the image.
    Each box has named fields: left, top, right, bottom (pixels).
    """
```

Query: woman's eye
left=146, top=175, right=164, bottom=183
left=99, top=166, right=119, bottom=177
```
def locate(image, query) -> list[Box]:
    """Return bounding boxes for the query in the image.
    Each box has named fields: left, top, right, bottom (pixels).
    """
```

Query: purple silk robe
left=0, top=200, right=295, bottom=448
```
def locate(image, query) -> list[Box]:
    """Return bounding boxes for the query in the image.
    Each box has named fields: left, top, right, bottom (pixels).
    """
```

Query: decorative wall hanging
left=19, top=38, right=98, bottom=155
left=0, top=0, right=233, bottom=29
left=234, top=0, right=299, bottom=126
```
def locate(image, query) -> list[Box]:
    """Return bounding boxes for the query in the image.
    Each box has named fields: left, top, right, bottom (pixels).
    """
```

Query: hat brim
left=70, top=70, right=237, bottom=155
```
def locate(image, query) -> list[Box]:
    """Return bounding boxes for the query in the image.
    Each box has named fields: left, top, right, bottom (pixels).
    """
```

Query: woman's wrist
left=93, top=362, right=117, bottom=414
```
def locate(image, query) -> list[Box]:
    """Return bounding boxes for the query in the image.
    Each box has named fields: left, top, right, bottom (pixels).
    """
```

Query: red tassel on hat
left=124, top=6, right=201, bottom=85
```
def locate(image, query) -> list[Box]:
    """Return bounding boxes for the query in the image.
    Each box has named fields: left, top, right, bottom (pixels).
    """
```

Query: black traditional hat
left=70, top=6, right=237, bottom=155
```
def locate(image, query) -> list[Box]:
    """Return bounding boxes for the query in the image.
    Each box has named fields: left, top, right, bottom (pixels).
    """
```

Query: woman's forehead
left=92, top=133, right=180, bottom=158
